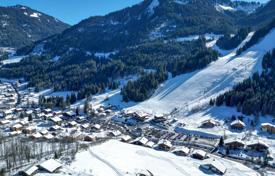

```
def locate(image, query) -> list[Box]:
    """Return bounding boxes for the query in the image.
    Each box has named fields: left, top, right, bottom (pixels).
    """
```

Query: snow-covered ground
left=1, top=55, right=26, bottom=65
left=67, top=140, right=258, bottom=176
left=129, top=29, right=275, bottom=114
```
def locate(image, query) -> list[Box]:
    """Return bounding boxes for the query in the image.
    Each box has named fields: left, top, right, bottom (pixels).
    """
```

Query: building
left=172, top=146, right=190, bottom=156
left=158, top=139, right=172, bottom=151
left=84, top=135, right=97, bottom=142
left=153, top=114, right=167, bottom=123
left=38, top=159, right=62, bottom=173
left=192, top=150, right=207, bottom=160
left=20, top=166, right=39, bottom=176
left=200, top=119, right=219, bottom=128
left=120, top=135, right=132, bottom=142
left=261, top=123, right=275, bottom=134
left=10, top=123, right=23, bottom=131
left=246, top=141, right=269, bottom=152
left=224, top=138, right=245, bottom=150
left=23, top=126, right=36, bottom=134
left=230, top=120, right=245, bottom=130
left=201, top=159, right=227, bottom=175
left=131, top=137, right=149, bottom=147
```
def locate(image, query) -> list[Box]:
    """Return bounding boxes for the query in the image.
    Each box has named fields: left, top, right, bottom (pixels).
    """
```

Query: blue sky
left=0, top=0, right=269, bottom=25
left=0, top=0, right=143, bottom=25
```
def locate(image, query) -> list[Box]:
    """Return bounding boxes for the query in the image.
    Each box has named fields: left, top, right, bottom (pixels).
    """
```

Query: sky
left=0, top=0, right=143, bottom=25
left=0, top=0, right=270, bottom=25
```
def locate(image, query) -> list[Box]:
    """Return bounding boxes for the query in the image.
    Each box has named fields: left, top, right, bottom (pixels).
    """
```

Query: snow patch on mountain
left=30, top=12, right=41, bottom=18
left=147, top=0, right=159, bottom=15
left=174, top=0, right=189, bottom=5
left=215, top=4, right=236, bottom=12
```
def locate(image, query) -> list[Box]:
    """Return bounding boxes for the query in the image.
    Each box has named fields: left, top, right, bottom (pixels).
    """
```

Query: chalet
left=23, top=126, right=36, bottom=134
left=44, top=133, right=54, bottom=140
left=81, top=123, right=90, bottom=130
left=261, top=123, right=275, bottom=134
left=246, top=141, right=269, bottom=152
left=200, top=119, right=219, bottom=128
left=84, top=135, right=97, bottom=142
left=20, top=166, right=39, bottom=176
left=192, top=150, right=207, bottom=160
left=10, top=131, right=22, bottom=136
left=0, top=119, right=10, bottom=125
left=133, top=111, right=148, bottom=121
left=76, top=116, right=86, bottom=123
left=64, top=110, right=75, bottom=118
left=109, top=130, right=122, bottom=137
left=158, top=139, right=172, bottom=151
left=10, top=123, right=23, bottom=131
left=91, top=124, right=101, bottom=131
left=67, top=121, right=78, bottom=127
left=153, top=114, right=167, bottom=123
left=122, top=109, right=135, bottom=117
left=53, top=110, right=62, bottom=115
left=34, top=108, right=41, bottom=113
left=98, top=112, right=107, bottom=118
left=31, top=132, right=43, bottom=139
left=201, top=159, right=227, bottom=175
left=172, top=146, right=190, bottom=156
left=25, top=110, right=33, bottom=116
left=146, top=141, right=156, bottom=148
left=40, top=130, right=49, bottom=135
left=230, top=120, right=245, bottom=130
left=43, top=108, right=52, bottom=114
left=224, top=139, right=245, bottom=150
left=38, top=159, right=62, bottom=173
left=49, top=125, right=61, bottom=131
left=49, top=116, right=62, bottom=125
left=120, top=135, right=132, bottom=142
left=105, top=109, right=112, bottom=115
left=131, top=137, right=149, bottom=146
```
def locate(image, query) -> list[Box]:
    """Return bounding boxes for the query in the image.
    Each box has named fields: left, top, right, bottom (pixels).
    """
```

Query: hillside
left=130, top=24, right=275, bottom=114
left=23, top=0, right=248, bottom=56
left=0, top=5, right=69, bottom=48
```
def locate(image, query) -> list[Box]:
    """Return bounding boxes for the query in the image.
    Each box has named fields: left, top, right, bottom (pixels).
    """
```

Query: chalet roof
left=31, top=132, right=43, bottom=139
left=38, top=159, right=62, bottom=173
left=50, top=116, right=62, bottom=123
left=247, top=140, right=269, bottom=148
left=158, top=139, right=172, bottom=148
left=146, top=141, right=155, bottom=148
left=23, top=166, right=39, bottom=176
left=172, top=146, right=190, bottom=154
left=44, top=133, right=54, bottom=140
left=230, top=120, right=245, bottom=127
left=205, top=159, right=227, bottom=174
left=133, top=137, right=149, bottom=145
left=193, top=150, right=207, bottom=157
left=121, top=135, right=132, bottom=142
left=261, top=123, right=275, bottom=128
left=224, top=138, right=245, bottom=145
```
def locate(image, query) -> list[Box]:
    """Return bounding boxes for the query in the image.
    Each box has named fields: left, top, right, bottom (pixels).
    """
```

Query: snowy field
left=129, top=29, right=275, bottom=114
left=66, top=140, right=258, bottom=176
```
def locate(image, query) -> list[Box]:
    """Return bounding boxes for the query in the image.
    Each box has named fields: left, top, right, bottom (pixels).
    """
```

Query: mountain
left=23, top=0, right=250, bottom=56
left=240, top=0, right=275, bottom=27
left=0, top=5, right=69, bottom=48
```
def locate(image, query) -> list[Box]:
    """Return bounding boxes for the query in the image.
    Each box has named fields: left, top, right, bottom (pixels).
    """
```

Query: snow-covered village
left=0, top=0, right=275, bottom=176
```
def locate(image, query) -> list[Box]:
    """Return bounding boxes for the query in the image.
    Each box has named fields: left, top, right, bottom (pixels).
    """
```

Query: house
left=67, top=121, right=78, bottom=127
left=91, top=124, right=101, bottom=131
left=31, top=132, right=43, bottom=139
left=201, top=159, right=227, bottom=175
left=246, top=141, right=269, bottom=152
left=23, top=126, right=36, bottom=134
left=131, top=137, right=149, bottom=146
left=224, top=139, right=245, bottom=150
left=146, top=141, right=156, bottom=148
left=109, top=130, right=122, bottom=137
left=192, top=150, right=207, bottom=160
left=20, top=166, right=39, bottom=176
left=38, top=159, right=62, bottom=173
left=10, top=123, right=23, bottom=131
left=0, top=119, right=10, bottom=125
left=261, top=123, right=275, bottom=134
left=200, top=119, right=219, bottom=128
left=49, top=116, right=62, bottom=125
left=153, top=114, right=167, bottom=123
left=230, top=120, right=245, bottom=130
left=40, top=130, right=49, bottom=136
left=120, top=135, right=132, bottom=142
left=44, top=133, right=54, bottom=140
left=172, top=146, right=190, bottom=156
left=49, top=125, right=61, bottom=132
left=133, top=111, right=148, bottom=121
left=64, top=110, right=75, bottom=118
left=158, top=139, right=172, bottom=151
left=84, top=135, right=97, bottom=142
left=43, top=108, right=52, bottom=114
left=81, top=123, right=90, bottom=130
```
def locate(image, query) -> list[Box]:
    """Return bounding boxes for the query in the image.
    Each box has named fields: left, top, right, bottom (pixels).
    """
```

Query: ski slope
left=67, top=140, right=258, bottom=176
left=130, top=29, right=275, bottom=114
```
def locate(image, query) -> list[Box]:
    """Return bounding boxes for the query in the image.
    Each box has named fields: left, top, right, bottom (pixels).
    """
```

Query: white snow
left=47, top=91, right=76, bottom=98
left=176, top=33, right=222, bottom=42
left=215, top=4, right=236, bottom=12
left=147, top=0, right=159, bottom=15
left=1, top=55, right=26, bottom=65
left=174, top=0, right=189, bottom=5
left=94, top=51, right=117, bottom=59
left=30, top=12, right=41, bottom=18
left=129, top=29, right=275, bottom=114
left=67, top=140, right=258, bottom=176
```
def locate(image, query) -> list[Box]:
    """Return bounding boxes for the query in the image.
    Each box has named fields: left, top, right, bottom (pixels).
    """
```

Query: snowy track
left=131, top=30, right=275, bottom=114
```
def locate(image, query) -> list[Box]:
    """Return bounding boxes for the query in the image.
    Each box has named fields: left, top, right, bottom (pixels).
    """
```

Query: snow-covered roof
left=172, top=146, right=190, bottom=154
left=230, top=120, right=245, bottom=127
left=224, top=138, right=245, bottom=145
left=158, top=139, right=172, bottom=148
left=38, top=159, right=62, bottom=173
left=192, top=150, right=207, bottom=157
left=205, top=159, right=227, bottom=174
left=247, top=140, right=269, bottom=148
left=23, top=166, right=38, bottom=176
